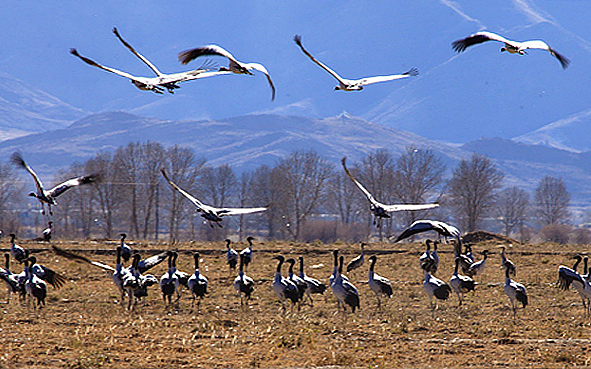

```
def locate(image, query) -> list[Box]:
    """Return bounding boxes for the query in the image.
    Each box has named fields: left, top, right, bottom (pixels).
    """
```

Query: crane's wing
left=520, top=40, right=570, bottom=69
left=52, top=245, right=116, bottom=273
left=70, top=48, right=145, bottom=82
left=395, top=219, right=460, bottom=242
left=160, top=169, right=206, bottom=212
left=216, top=206, right=267, bottom=217
left=11, top=152, right=45, bottom=194
left=246, top=63, right=276, bottom=101
left=178, top=45, right=238, bottom=65
left=178, top=69, right=233, bottom=82
left=452, top=31, right=512, bottom=52
left=294, top=35, right=346, bottom=85
left=112, top=27, right=163, bottom=76
left=341, top=157, right=380, bottom=207
left=357, top=68, right=418, bottom=86
left=34, top=264, right=67, bottom=289
left=47, top=173, right=100, bottom=198
left=138, top=251, right=170, bottom=273
left=381, top=203, right=439, bottom=212
left=557, top=266, right=584, bottom=290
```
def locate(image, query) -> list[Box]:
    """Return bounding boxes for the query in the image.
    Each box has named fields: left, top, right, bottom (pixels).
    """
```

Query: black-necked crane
left=558, top=255, right=591, bottom=315
left=234, top=254, right=255, bottom=305
left=346, top=242, right=366, bottom=273
left=42, top=221, right=53, bottom=242
left=331, top=255, right=360, bottom=313
left=28, top=256, right=66, bottom=289
left=298, top=256, right=326, bottom=305
left=0, top=253, right=21, bottom=303
left=452, top=31, right=570, bottom=69
left=294, top=35, right=418, bottom=91
left=9, top=233, right=28, bottom=263
left=161, top=169, right=266, bottom=227
left=504, top=264, right=528, bottom=317
left=272, top=255, right=299, bottom=311
left=419, top=239, right=438, bottom=274
left=466, top=250, right=489, bottom=278
left=498, top=245, right=516, bottom=277
left=24, top=257, right=47, bottom=308
left=71, top=27, right=228, bottom=94
left=51, top=245, right=167, bottom=305
left=459, top=243, right=475, bottom=272
left=123, top=253, right=159, bottom=311
left=367, top=255, right=392, bottom=309
left=450, top=257, right=476, bottom=306
left=225, top=239, right=239, bottom=271
left=187, top=252, right=208, bottom=308
left=342, top=158, right=438, bottom=227
left=286, top=258, right=307, bottom=304
left=240, top=236, right=255, bottom=272
left=178, top=44, right=275, bottom=101
left=423, top=268, right=451, bottom=310
left=329, top=250, right=349, bottom=286
left=396, top=219, right=461, bottom=252
left=160, top=251, right=181, bottom=305
left=11, top=152, right=99, bottom=215
left=119, top=233, right=132, bottom=263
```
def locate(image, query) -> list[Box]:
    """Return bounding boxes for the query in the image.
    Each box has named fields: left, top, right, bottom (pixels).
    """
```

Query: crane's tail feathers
left=52, top=245, right=93, bottom=264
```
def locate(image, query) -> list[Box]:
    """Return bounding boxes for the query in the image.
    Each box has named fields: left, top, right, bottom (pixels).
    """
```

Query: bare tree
left=85, top=152, right=119, bottom=238
left=272, top=150, right=334, bottom=241
left=534, top=176, right=570, bottom=226
left=448, top=153, right=504, bottom=232
left=328, top=171, right=363, bottom=225
left=495, top=186, right=530, bottom=237
left=249, top=165, right=284, bottom=239
left=200, top=164, right=237, bottom=208
left=393, top=146, right=445, bottom=224
left=0, top=162, right=23, bottom=232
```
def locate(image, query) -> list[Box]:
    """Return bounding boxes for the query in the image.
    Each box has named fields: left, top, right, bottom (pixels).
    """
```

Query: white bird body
left=452, top=31, right=570, bottom=69
left=161, top=169, right=266, bottom=226
left=42, top=222, right=53, bottom=242
left=0, top=254, right=21, bottom=303
left=396, top=219, right=461, bottom=243
left=294, top=35, right=418, bottom=91
left=286, top=258, right=307, bottom=303
left=341, top=158, right=438, bottom=226
left=557, top=256, right=591, bottom=314
left=71, top=28, right=226, bottom=94
left=179, top=44, right=275, bottom=100
left=11, top=152, right=99, bottom=215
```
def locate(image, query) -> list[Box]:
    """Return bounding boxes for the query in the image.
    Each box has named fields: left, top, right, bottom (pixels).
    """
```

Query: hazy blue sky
left=2, top=0, right=591, bottom=143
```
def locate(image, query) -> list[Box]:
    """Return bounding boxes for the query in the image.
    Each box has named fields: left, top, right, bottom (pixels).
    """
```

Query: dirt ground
left=1, top=238, right=591, bottom=368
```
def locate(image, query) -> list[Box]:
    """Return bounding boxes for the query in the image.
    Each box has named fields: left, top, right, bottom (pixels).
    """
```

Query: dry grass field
left=1, top=238, right=591, bottom=369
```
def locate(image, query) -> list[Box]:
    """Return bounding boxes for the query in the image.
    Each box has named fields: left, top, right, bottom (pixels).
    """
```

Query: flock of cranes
left=69, top=28, right=569, bottom=101
left=5, top=224, right=591, bottom=322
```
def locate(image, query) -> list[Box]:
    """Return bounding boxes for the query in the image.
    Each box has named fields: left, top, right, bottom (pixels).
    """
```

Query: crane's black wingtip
left=10, top=151, right=26, bottom=168
left=69, top=48, right=79, bottom=56
left=293, top=35, right=302, bottom=46
left=451, top=40, right=467, bottom=53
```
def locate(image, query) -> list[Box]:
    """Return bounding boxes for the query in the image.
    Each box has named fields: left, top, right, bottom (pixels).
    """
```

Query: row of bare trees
left=3, top=142, right=573, bottom=242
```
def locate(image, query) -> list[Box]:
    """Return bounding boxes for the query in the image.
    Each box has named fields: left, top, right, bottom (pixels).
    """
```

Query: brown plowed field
left=1, top=239, right=590, bottom=368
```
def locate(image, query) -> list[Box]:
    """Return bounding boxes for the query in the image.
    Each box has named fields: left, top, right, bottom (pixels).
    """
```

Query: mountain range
left=2, top=109, right=591, bottom=213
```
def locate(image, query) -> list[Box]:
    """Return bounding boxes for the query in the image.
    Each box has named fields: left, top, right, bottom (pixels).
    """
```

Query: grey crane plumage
left=368, top=255, right=392, bottom=310
left=504, top=264, right=528, bottom=317
left=449, top=257, right=476, bottom=306
left=187, top=253, right=208, bottom=308
left=234, top=254, right=255, bottom=305
left=298, top=256, right=326, bottom=305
